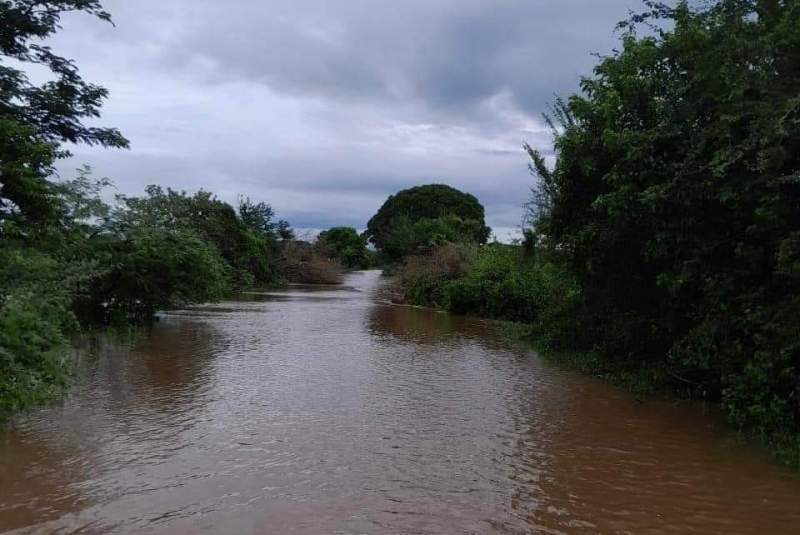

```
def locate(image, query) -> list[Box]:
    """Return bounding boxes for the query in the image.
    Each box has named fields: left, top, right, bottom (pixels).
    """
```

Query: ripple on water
left=1, top=271, right=799, bottom=534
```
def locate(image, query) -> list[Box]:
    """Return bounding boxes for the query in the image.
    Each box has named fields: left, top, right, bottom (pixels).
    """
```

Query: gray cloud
left=54, top=0, right=641, bottom=234
left=166, top=1, right=635, bottom=111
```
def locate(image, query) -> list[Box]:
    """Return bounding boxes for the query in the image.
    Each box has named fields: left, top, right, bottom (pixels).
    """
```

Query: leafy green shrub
left=0, top=292, right=75, bottom=416
left=0, top=246, right=88, bottom=416
left=377, top=214, right=486, bottom=262
left=400, top=243, right=474, bottom=307
left=524, top=259, right=583, bottom=350
left=367, top=184, right=490, bottom=260
left=444, top=244, right=539, bottom=322
left=442, top=244, right=581, bottom=346
left=87, top=228, right=232, bottom=322
left=316, top=227, right=371, bottom=269
left=109, top=187, right=287, bottom=290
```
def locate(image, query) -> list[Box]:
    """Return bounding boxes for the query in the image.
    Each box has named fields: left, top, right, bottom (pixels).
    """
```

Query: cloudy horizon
left=52, top=0, right=640, bottom=240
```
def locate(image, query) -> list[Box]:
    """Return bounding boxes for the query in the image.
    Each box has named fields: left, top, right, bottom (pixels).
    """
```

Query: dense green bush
left=0, top=2, right=117, bottom=415
left=108, top=187, right=288, bottom=287
left=377, top=214, right=488, bottom=262
left=366, top=185, right=490, bottom=260
left=400, top=243, right=474, bottom=307
left=526, top=0, right=800, bottom=461
left=444, top=244, right=540, bottom=322
left=401, top=243, right=582, bottom=349
left=445, top=245, right=581, bottom=346
left=0, top=292, right=74, bottom=416
left=316, top=227, right=372, bottom=269
left=85, top=228, right=233, bottom=323
left=0, top=247, right=95, bottom=416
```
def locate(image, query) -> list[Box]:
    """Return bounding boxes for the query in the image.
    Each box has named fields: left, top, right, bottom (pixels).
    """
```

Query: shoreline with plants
left=388, top=237, right=799, bottom=468
left=366, top=2, right=800, bottom=468
left=0, top=169, right=378, bottom=418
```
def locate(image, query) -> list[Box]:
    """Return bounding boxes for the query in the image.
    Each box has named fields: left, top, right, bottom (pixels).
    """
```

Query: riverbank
left=389, top=244, right=800, bottom=469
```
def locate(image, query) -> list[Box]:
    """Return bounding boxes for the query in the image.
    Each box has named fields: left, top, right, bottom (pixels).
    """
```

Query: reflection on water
left=1, top=270, right=799, bottom=534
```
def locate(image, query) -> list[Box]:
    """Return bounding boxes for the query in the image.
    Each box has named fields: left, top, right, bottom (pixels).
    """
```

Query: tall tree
left=0, top=0, right=127, bottom=222
left=366, top=184, right=491, bottom=259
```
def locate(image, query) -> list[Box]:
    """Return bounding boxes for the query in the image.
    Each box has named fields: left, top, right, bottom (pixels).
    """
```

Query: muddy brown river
left=1, top=270, right=799, bottom=534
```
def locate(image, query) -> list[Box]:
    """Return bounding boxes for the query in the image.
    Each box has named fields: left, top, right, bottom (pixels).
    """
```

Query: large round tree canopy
left=366, top=184, right=490, bottom=258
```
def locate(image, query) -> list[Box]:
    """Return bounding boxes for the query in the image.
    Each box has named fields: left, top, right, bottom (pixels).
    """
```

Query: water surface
left=1, top=271, right=799, bottom=534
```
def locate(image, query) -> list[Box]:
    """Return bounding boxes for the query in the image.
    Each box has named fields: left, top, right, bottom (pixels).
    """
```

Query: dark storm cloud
left=143, top=0, right=636, bottom=117
left=55, top=0, right=642, bottom=234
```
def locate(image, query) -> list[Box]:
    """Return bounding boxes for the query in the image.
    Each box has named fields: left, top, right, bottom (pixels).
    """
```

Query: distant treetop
left=366, top=184, right=490, bottom=259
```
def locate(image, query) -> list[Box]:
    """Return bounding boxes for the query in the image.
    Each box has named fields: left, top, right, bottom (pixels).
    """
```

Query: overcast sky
left=54, top=0, right=639, bottom=240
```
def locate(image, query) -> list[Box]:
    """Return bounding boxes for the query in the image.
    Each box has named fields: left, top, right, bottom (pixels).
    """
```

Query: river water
left=1, top=270, right=799, bottom=534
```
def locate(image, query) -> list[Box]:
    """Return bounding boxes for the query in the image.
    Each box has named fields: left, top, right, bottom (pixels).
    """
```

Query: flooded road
left=1, top=270, right=799, bottom=534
